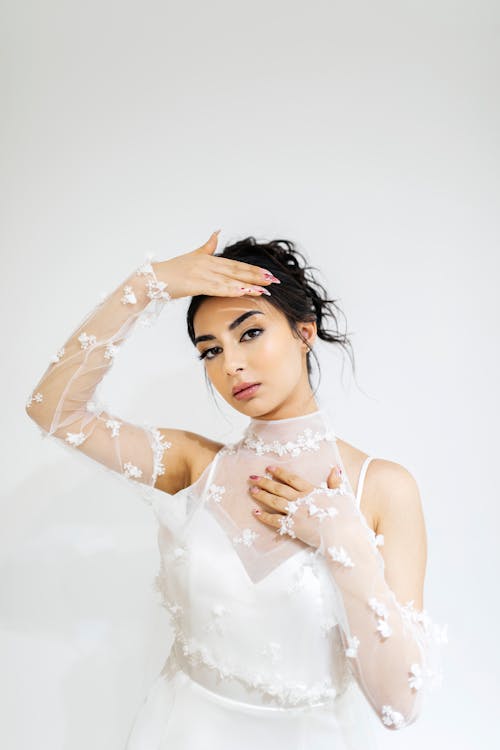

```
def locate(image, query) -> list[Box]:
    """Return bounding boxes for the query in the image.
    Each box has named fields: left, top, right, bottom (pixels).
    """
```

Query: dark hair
left=186, top=236, right=355, bottom=397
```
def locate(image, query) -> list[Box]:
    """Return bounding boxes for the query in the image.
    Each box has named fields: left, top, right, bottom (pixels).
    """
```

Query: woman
left=25, top=230, right=447, bottom=748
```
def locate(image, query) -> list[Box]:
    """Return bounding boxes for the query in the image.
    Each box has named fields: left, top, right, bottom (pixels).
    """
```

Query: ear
left=299, top=321, right=317, bottom=348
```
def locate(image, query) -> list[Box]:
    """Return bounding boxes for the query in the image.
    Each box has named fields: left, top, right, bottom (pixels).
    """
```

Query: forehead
left=193, top=295, right=280, bottom=335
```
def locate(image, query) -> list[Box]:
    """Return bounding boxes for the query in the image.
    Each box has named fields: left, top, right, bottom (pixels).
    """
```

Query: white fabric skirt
left=124, top=658, right=378, bottom=750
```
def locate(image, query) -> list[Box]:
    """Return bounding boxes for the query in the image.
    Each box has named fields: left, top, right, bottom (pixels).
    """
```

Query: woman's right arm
left=25, top=231, right=276, bottom=500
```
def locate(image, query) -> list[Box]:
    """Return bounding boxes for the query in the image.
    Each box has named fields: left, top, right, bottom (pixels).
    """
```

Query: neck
left=242, top=405, right=336, bottom=457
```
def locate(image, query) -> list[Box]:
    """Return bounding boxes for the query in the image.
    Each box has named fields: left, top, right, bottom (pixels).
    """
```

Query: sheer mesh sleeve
left=279, top=479, right=448, bottom=730
left=25, top=256, right=174, bottom=504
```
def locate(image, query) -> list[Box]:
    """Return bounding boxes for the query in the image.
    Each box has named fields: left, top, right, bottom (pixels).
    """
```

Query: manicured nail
left=254, top=508, right=261, bottom=515
left=266, top=465, right=277, bottom=472
left=249, top=475, right=259, bottom=479
left=262, top=271, right=281, bottom=283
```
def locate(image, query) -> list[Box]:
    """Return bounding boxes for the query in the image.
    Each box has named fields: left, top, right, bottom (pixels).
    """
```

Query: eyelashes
left=197, top=328, right=264, bottom=361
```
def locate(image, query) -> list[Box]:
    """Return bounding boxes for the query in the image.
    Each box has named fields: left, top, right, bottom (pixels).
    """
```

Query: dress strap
left=355, top=456, right=375, bottom=507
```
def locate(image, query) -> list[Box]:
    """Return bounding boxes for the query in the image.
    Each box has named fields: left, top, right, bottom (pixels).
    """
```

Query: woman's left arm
left=250, top=463, right=448, bottom=731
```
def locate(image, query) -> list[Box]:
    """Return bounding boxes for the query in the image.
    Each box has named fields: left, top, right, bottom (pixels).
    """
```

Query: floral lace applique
left=344, top=635, right=360, bottom=658
left=204, top=603, right=230, bottom=634
left=104, top=418, right=122, bottom=437
left=368, top=597, right=392, bottom=639
left=233, top=528, right=259, bottom=547
left=26, top=392, right=44, bottom=408
left=65, top=431, right=87, bottom=447
left=207, top=483, right=226, bottom=504
left=104, top=343, right=119, bottom=360
left=327, top=545, right=355, bottom=568
left=49, top=347, right=65, bottom=363
left=120, top=285, right=137, bottom=305
left=123, top=462, right=143, bottom=480
left=78, top=332, right=97, bottom=350
left=242, top=427, right=337, bottom=457
left=381, top=704, right=405, bottom=729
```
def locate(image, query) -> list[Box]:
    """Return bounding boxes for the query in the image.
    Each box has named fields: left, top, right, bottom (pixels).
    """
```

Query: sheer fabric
left=25, top=258, right=448, bottom=748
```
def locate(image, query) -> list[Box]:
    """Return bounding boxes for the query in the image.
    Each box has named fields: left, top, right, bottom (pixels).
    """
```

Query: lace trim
left=242, top=427, right=336, bottom=457
left=153, top=570, right=341, bottom=709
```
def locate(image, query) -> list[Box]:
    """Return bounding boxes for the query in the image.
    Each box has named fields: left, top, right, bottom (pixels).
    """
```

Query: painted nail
left=262, top=272, right=281, bottom=284
left=249, top=475, right=259, bottom=479
left=266, top=465, right=277, bottom=473
left=254, top=508, right=261, bottom=515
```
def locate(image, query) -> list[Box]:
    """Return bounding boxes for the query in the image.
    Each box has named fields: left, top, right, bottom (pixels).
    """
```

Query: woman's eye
left=198, top=328, right=263, bottom=361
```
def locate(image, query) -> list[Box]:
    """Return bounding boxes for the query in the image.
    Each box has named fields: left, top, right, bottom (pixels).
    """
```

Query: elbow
left=25, top=400, right=52, bottom=434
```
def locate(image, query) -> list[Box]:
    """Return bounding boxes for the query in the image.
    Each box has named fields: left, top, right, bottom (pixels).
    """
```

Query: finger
left=193, top=230, right=221, bottom=255
left=253, top=508, right=282, bottom=530
left=248, top=476, right=298, bottom=501
left=326, top=465, right=343, bottom=490
left=210, top=257, right=280, bottom=288
left=249, top=485, right=289, bottom=513
left=265, top=465, right=311, bottom=492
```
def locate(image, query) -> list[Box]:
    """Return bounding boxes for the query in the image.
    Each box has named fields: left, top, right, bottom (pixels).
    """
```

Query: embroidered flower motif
left=242, top=427, right=336, bottom=457
left=49, top=347, right=65, bottom=363
left=233, top=528, right=259, bottom=546
left=104, top=343, right=119, bottom=360
left=376, top=619, right=393, bottom=638
left=381, top=704, right=405, bottom=729
left=149, top=427, right=171, bottom=483
left=278, top=514, right=296, bottom=539
left=105, top=418, right=122, bottom=437
left=78, top=332, right=97, bottom=350
left=327, top=545, right=355, bottom=568
left=66, top=431, right=86, bottom=447
left=26, top=392, right=44, bottom=408
left=345, top=635, right=360, bottom=657
left=408, top=662, right=423, bottom=691
left=368, top=597, right=389, bottom=619
left=120, top=285, right=137, bottom=305
left=219, top=443, right=238, bottom=455
left=204, top=603, right=229, bottom=634
left=207, top=483, right=226, bottom=504
left=369, top=597, right=392, bottom=639
left=123, top=462, right=143, bottom=480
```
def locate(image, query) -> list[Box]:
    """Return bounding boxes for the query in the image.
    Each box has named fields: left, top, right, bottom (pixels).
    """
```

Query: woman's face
left=192, top=295, right=317, bottom=419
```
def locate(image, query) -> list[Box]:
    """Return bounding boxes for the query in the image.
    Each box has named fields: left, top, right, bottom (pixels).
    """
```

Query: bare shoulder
left=338, top=437, right=428, bottom=608
left=154, top=428, right=224, bottom=496
left=336, top=437, right=424, bottom=532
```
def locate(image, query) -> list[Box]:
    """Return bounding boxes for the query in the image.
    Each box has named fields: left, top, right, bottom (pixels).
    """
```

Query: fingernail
left=249, top=475, right=259, bottom=479
left=258, top=288, right=272, bottom=296
left=254, top=508, right=261, bottom=515
left=262, top=271, right=280, bottom=283
left=266, top=465, right=277, bottom=472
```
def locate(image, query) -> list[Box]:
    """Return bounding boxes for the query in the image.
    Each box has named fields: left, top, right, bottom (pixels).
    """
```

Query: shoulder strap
left=355, top=456, right=374, bottom=507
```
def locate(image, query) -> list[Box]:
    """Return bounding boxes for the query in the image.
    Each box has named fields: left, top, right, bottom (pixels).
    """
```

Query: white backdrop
left=1, top=1, right=499, bottom=748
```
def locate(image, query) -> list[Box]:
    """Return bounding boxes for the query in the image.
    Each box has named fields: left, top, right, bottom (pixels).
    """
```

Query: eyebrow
left=194, top=310, right=265, bottom=345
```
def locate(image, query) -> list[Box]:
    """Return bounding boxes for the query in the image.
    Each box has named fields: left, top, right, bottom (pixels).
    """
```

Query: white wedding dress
left=25, top=256, right=448, bottom=749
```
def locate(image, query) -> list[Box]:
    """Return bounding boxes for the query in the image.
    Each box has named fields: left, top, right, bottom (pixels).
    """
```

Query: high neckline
left=249, top=408, right=322, bottom=425
left=242, top=407, right=336, bottom=457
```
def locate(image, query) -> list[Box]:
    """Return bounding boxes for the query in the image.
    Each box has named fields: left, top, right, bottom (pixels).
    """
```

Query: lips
left=233, top=383, right=260, bottom=398
left=232, top=381, right=260, bottom=396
